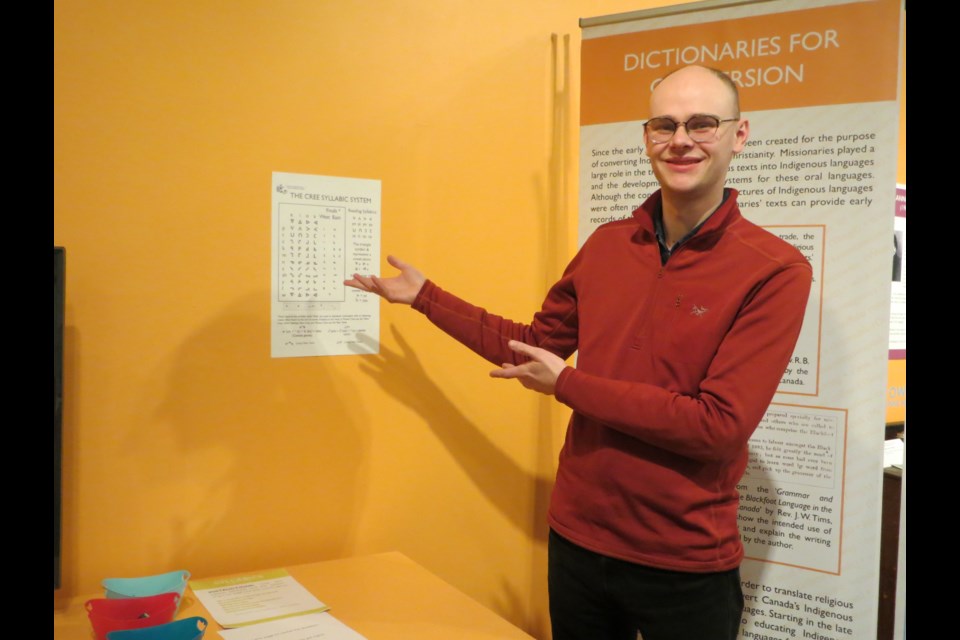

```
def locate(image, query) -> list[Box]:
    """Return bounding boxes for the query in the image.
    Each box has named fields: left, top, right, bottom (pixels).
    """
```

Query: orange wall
left=53, top=2, right=654, bottom=638
left=53, top=2, right=905, bottom=638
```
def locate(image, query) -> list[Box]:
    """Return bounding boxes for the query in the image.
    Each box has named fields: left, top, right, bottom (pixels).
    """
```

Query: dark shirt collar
left=654, top=189, right=730, bottom=264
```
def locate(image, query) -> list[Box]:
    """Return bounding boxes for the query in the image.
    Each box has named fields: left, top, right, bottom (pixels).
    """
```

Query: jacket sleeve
left=411, top=262, right=582, bottom=366
left=554, top=261, right=813, bottom=463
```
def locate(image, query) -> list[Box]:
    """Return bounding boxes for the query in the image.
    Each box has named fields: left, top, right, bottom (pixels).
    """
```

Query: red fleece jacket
left=412, top=189, right=812, bottom=572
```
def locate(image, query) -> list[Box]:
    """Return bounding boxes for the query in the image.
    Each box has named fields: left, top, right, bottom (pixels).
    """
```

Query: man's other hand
left=490, top=340, right=568, bottom=396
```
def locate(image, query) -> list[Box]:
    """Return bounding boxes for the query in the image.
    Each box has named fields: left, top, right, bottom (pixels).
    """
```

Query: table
left=54, top=552, right=536, bottom=640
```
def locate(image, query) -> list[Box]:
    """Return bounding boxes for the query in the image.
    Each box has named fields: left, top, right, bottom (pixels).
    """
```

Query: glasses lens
left=646, top=118, right=676, bottom=143
left=686, top=115, right=720, bottom=141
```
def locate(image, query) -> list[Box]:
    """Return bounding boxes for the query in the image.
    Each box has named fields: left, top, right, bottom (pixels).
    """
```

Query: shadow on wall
left=352, top=320, right=558, bottom=638
left=137, top=292, right=369, bottom=579
left=333, top=31, right=571, bottom=637
left=355, top=326, right=554, bottom=542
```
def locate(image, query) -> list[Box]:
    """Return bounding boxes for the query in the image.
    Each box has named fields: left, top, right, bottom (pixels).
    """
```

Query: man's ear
left=733, top=118, right=750, bottom=153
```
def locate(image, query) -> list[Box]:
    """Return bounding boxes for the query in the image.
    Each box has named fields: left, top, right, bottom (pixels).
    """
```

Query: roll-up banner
left=579, top=1, right=903, bottom=638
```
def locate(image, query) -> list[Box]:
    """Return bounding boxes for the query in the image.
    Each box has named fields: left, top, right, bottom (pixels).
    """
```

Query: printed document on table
left=271, top=172, right=381, bottom=358
left=190, top=568, right=329, bottom=628
left=218, top=612, right=367, bottom=640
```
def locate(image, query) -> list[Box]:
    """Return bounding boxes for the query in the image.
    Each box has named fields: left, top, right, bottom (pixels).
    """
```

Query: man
left=346, top=65, right=812, bottom=640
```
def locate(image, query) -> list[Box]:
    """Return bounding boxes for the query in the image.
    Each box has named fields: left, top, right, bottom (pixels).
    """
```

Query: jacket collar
left=632, top=188, right=742, bottom=243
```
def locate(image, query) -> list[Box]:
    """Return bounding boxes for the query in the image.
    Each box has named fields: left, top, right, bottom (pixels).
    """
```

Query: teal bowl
left=106, top=616, right=207, bottom=640
left=102, top=570, right=191, bottom=601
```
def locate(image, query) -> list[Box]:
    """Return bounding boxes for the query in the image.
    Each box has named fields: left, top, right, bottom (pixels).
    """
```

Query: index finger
left=506, top=340, right=541, bottom=359
left=345, top=274, right=376, bottom=293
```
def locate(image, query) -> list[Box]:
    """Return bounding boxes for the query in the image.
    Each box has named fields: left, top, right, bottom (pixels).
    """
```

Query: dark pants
left=548, top=529, right=744, bottom=640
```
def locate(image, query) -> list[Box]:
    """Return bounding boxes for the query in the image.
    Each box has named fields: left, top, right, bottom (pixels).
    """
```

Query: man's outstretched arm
left=345, top=254, right=581, bottom=370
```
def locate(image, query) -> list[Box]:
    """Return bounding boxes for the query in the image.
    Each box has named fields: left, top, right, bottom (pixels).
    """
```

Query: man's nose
left=669, top=123, right=696, bottom=146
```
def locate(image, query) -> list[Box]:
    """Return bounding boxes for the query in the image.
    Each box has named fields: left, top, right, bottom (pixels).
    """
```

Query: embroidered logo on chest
left=691, top=304, right=709, bottom=317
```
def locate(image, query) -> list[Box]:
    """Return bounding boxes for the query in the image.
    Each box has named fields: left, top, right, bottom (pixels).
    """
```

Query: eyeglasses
left=643, top=114, right=739, bottom=144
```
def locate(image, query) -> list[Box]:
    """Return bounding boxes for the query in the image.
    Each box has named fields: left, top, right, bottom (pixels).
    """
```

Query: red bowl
left=85, top=592, right=180, bottom=640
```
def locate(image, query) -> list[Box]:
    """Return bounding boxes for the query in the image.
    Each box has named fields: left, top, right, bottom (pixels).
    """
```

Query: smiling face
left=644, top=66, right=749, bottom=212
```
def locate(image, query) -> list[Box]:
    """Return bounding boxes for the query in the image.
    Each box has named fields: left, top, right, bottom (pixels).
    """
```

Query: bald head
left=651, top=66, right=740, bottom=119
